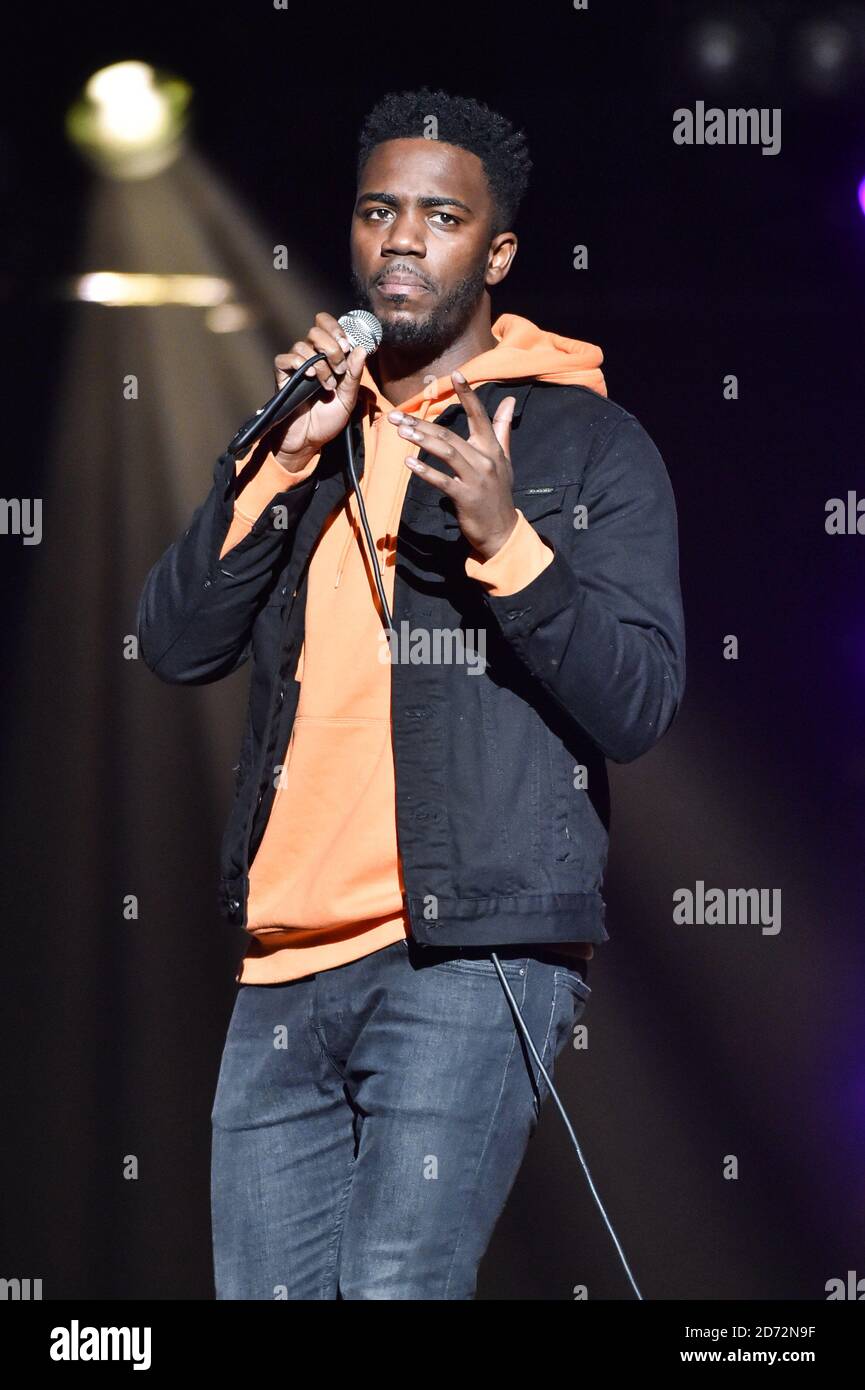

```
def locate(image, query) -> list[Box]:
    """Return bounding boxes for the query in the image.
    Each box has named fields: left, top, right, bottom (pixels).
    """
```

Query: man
left=137, top=87, right=686, bottom=1300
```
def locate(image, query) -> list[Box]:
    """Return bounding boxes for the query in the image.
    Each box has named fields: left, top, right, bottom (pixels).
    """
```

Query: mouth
left=374, top=276, right=431, bottom=298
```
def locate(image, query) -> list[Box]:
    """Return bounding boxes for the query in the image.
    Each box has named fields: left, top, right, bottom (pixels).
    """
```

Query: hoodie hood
left=334, top=314, right=606, bottom=586
left=358, top=311, right=606, bottom=419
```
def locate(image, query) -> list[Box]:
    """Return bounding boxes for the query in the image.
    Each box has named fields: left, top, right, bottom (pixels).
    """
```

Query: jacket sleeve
left=136, top=444, right=319, bottom=685
left=464, top=507, right=554, bottom=593
left=477, top=412, right=686, bottom=764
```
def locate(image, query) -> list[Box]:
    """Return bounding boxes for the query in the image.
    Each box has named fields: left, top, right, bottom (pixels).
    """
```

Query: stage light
left=690, top=20, right=741, bottom=76
left=66, top=272, right=254, bottom=330
left=792, top=19, right=860, bottom=94
left=69, top=272, right=235, bottom=308
left=87, top=63, right=167, bottom=144
left=66, top=61, right=191, bottom=179
left=677, top=9, right=774, bottom=89
left=858, top=177, right=865, bottom=217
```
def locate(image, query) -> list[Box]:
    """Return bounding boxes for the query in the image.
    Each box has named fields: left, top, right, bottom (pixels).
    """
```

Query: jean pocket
left=431, top=949, right=529, bottom=981
left=553, top=965, right=592, bottom=1005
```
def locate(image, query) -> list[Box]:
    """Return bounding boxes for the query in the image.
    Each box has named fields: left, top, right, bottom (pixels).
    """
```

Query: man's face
left=350, top=137, right=501, bottom=353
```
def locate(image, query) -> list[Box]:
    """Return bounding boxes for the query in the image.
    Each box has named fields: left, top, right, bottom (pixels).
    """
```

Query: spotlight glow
left=70, top=272, right=235, bottom=307
left=695, top=22, right=740, bottom=74
left=793, top=20, right=860, bottom=94
left=66, top=61, right=191, bottom=179
left=86, top=62, right=169, bottom=145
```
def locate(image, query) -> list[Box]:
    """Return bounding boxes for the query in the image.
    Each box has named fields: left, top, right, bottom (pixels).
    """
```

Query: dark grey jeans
left=210, top=937, right=592, bottom=1299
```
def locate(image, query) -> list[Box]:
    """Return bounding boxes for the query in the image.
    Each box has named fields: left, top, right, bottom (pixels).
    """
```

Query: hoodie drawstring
left=334, top=397, right=377, bottom=589
left=334, top=394, right=439, bottom=589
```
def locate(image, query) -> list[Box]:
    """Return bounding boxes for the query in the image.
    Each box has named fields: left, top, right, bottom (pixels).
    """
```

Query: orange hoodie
left=219, top=315, right=607, bottom=983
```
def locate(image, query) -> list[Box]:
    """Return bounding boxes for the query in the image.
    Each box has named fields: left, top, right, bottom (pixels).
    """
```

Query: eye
left=431, top=212, right=460, bottom=226
left=364, top=208, right=394, bottom=222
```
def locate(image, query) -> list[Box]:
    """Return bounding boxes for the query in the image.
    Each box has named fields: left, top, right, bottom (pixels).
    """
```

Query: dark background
left=1, top=0, right=863, bottom=1299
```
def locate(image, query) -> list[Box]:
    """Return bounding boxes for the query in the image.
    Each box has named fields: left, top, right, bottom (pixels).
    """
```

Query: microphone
left=227, top=310, right=383, bottom=457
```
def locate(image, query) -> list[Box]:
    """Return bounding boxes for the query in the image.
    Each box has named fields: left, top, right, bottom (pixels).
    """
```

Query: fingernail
left=452, top=369, right=466, bottom=384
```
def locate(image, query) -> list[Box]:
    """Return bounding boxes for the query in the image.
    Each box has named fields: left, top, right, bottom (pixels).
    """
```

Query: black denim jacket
left=137, top=380, right=686, bottom=950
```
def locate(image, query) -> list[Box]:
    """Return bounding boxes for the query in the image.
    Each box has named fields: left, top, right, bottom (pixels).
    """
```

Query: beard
left=349, top=259, right=490, bottom=359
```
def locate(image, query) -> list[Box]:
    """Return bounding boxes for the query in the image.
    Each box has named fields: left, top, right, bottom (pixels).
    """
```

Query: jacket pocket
left=438, top=482, right=567, bottom=530
left=512, top=483, right=568, bottom=523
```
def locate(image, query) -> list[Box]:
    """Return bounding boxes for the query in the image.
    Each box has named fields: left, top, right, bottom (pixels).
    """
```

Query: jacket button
left=203, top=578, right=212, bottom=588
left=228, top=898, right=239, bottom=913
left=278, top=686, right=285, bottom=703
left=280, top=585, right=287, bottom=596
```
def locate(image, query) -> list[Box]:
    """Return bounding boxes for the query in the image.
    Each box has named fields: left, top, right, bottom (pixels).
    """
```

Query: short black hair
left=357, top=87, right=532, bottom=236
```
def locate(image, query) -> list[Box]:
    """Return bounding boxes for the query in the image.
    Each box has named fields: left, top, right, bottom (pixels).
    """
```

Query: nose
left=380, top=210, right=426, bottom=259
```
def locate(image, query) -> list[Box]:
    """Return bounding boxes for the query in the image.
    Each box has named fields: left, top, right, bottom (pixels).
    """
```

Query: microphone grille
left=338, top=309, right=383, bottom=355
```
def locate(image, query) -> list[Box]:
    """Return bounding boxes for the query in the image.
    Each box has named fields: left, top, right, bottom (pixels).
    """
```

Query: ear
left=486, top=231, right=517, bottom=288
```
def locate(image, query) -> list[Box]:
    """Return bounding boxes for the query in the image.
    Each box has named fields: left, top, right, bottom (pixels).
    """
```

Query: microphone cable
left=490, top=952, right=643, bottom=1299
left=343, top=412, right=394, bottom=637
left=341, top=414, right=644, bottom=1302
left=226, top=333, right=644, bottom=1297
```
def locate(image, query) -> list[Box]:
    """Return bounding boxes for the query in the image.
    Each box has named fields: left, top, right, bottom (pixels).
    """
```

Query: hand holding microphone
left=228, top=310, right=383, bottom=469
